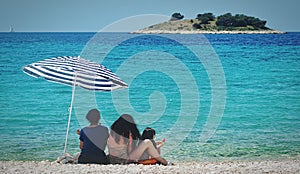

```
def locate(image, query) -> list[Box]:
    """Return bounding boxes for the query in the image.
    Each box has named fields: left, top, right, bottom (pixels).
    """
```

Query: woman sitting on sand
left=107, top=114, right=168, bottom=165
left=107, top=114, right=140, bottom=164
left=78, top=109, right=109, bottom=164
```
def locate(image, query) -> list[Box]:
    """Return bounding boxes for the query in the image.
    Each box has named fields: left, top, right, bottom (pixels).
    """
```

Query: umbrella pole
left=63, top=72, right=77, bottom=155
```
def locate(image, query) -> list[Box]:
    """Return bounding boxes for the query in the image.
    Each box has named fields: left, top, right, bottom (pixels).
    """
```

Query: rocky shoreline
left=131, top=29, right=286, bottom=34
left=1, top=159, right=299, bottom=173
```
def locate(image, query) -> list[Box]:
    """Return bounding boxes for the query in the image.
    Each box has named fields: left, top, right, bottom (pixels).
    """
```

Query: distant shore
left=1, top=158, right=299, bottom=173
left=131, top=29, right=286, bottom=34
left=132, top=13, right=287, bottom=35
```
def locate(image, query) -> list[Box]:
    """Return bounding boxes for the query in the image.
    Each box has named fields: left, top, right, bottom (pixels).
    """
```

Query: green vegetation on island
left=133, top=12, right=285, bottom=34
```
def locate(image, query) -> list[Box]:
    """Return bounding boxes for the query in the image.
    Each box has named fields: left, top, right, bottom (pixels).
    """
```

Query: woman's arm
left=127, top=133, right=133, bottom=154
left=79, top=141, right=84, bottom=149
left=79, top=130, right=84, bottom=149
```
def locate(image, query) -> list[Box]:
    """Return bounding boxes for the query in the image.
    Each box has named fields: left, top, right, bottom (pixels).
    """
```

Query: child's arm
left=156, top=138, right=166, bottom=154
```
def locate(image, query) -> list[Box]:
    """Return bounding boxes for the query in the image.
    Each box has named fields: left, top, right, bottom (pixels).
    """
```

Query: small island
left=132, top=12, right=285, bottom=34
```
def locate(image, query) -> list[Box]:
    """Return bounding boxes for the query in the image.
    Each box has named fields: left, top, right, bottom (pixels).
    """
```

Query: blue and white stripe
left=22, top=56, right=128, bottom=91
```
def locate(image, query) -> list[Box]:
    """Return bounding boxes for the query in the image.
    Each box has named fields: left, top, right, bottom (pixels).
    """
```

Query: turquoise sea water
left=0, top=32, right=299, bottom=162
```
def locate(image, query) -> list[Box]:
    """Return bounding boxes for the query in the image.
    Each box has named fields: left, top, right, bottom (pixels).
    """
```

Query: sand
left=1, top=159, right=299, bottom=174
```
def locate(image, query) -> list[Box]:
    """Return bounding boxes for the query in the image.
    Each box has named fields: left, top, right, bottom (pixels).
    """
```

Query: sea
left=0, top=32, right=299, bottom=162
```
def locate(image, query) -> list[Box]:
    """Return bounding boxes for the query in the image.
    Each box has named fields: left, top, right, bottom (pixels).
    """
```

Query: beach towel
left=138, top=158, right=159, bottom=165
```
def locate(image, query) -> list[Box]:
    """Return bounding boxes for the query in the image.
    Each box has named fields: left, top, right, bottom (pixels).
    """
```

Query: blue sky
left=0, top=0, right=299, bottom=32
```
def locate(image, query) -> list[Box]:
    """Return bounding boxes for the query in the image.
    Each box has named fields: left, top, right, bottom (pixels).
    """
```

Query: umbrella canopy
left=22, top=56, right=127, bottom=91
left=22, top=56, right=128, bottom=155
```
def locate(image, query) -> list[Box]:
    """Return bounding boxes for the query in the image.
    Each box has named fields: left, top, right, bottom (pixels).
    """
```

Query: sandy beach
left=1, top=159, right=299, bottom=174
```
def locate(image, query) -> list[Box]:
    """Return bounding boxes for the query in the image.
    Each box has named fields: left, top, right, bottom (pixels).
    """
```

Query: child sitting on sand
left=138, top=127, right=166, bottom=164
left=108, top=114, right=168, bottom=165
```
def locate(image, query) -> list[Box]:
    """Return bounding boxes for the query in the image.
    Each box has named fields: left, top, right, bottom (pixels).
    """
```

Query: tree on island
left=192, top=12, right=215, bottom=29
left=196, top=12, right=215, bottom=24
left=189, top=12, right=269, bottom=30
left=170, top=12, right=184, bottom=21
left=216, top=13, right=268, bottom=29
left=192, top=23, right=202, bottom=29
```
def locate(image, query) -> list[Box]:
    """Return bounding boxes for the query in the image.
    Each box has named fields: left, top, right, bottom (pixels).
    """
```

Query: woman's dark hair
left=86, top=109, right=100, bottom=125
left=141, top=127, right=156, bottom=140
left=110, top=114, right=141, bottom=146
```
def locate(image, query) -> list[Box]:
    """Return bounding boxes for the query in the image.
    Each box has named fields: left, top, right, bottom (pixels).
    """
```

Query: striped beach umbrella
left=22, top=56, right=128, bottom=154
left=22, top=56, right=127, bottom=91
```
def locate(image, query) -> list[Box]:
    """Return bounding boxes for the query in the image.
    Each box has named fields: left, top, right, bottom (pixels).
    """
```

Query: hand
left=156, top=138, right=166, bottom=148
left=129, top=133, right=133, bottom=144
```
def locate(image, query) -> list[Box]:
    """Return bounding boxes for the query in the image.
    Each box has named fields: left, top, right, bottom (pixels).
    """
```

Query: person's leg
left=129, top=139, right=167, bottom=165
